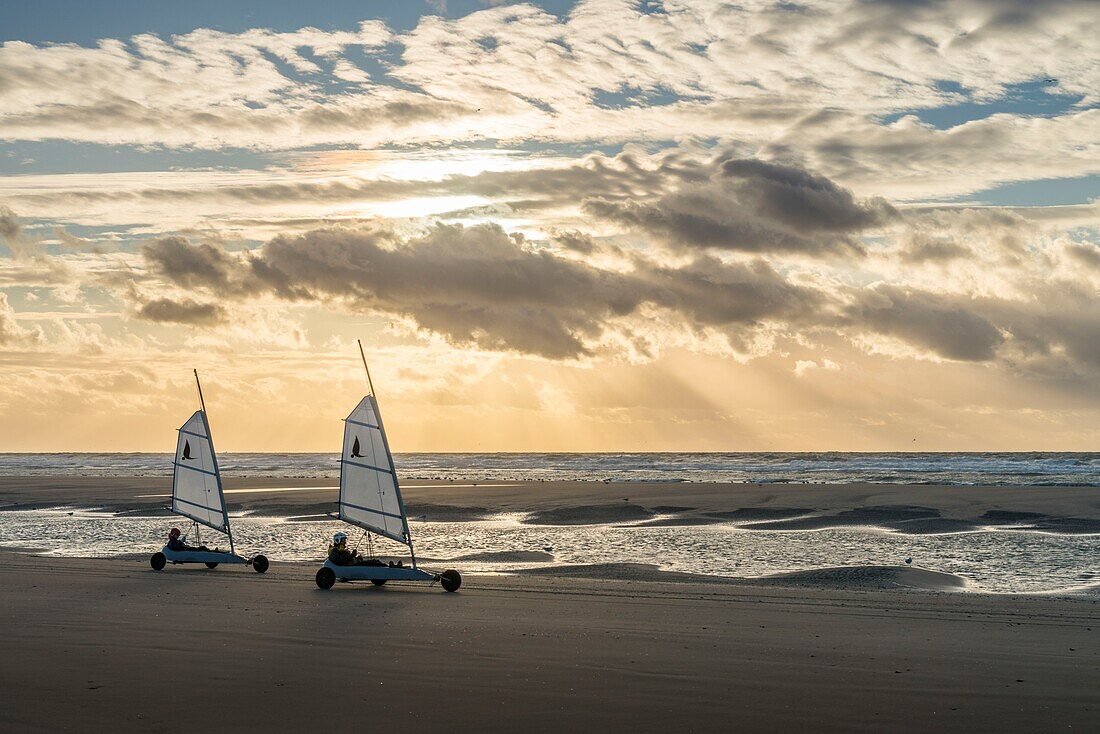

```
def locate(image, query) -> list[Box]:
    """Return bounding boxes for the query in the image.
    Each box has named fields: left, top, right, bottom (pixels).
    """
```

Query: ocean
left=1, top=452, right=1098, bottom=485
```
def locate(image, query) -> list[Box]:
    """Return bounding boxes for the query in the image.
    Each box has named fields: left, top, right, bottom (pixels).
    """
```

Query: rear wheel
left=440, top=569, right=462, bottom=592
left=150, top=552, right=166, bottom=571
left=252, top=555, right=269, bottom=574
left=365, top=558, right=386, bottom=585
left=316, top=567, right=336, bottom=590
left=205, top=562, right=219, bottom=569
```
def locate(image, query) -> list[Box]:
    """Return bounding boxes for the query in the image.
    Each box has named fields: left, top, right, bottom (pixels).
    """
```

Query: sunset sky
left=0, top=0, right=1097, bottom=452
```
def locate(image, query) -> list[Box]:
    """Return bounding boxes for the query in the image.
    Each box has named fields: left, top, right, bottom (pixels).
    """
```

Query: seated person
left=166, top=527, right=211, bottom=552
left=328, top=531, right=395, bottom=566
left=328, top=532, right=408, bottom=568
left=328, top=531, right=360, bottom=565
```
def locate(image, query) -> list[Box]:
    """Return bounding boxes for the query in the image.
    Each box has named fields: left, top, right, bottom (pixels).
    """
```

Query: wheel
left=205, top=562, right=219, bottom=569
left=252, top=554, right=269, bottom=574
left=362, top=557, right=386, bottom=585
left=440, top=569, right=462, bottom=592
left=150, top=552, right=166, bottom=571
left=316, top=567, right=336, bottom=590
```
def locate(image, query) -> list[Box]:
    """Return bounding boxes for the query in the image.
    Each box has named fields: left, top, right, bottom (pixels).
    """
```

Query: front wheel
left=205, top=562, right=219, bottom=569
left=316, top=567, right=336, bottom=590
left=150, top=552, right=166, bottom=571
left=252, top=555, right=269, bottom=574
left=440, top=569, right=462, bottom=592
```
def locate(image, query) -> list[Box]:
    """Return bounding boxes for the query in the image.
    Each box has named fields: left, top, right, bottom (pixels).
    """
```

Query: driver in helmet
left=327, top=531, right=405, bottom=568
left=166, top=527, right=211, bottom=553
left=327, top=531, right=360, bottom=566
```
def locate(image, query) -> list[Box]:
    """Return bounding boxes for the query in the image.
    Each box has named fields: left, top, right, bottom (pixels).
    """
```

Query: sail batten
left=340, top=458, right=393, bottom=474
left=346, top=418, right=380, bottom=430
left=173, top=462, right=218, bottom=477
left=338, top=395, right=410, bottom=546
left=171, top=410, right=230, bottom=533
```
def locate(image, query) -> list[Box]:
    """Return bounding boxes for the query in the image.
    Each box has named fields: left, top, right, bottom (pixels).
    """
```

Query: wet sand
left=3, top=476, right=1100, bottom=534
left=1, top=551, right=1097, bottom=733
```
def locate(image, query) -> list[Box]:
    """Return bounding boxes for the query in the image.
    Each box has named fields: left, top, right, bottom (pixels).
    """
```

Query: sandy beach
left=1, top=477, right=1099, bottom=731
left=0, top=551, right=1097, bottom=733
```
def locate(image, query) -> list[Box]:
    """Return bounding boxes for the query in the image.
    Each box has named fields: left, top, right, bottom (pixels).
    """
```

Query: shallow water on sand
left=1, top=510, right=1095, bottom=594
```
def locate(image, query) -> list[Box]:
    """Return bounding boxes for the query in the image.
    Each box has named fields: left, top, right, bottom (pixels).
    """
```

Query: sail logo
left=182, top=440, right=194, bottom=461
left=351, top=436, right=363, bottom=458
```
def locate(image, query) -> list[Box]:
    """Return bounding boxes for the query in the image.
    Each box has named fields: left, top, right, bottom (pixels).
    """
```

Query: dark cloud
left=142, top=236, right=241, bottom=293
left=551, top=230, right=596, bottom=254
left=0, top=206, right=21, bottom=245
left=636, top=255, right=826, bottom=327
left=142, top=222, right=826, bottom=359
left=898, top=234, right=971, bottom=264
left=974, top=282, right=1100, bottom=378
left=135, top=297, right=228, bottom=326
left=584, top=158, right=893, bottom=257
left=251, top=223, right=642, bottom=358
left=721, top=159, right=894, bottom=233
left=847, top=285, right=1004, bottom=362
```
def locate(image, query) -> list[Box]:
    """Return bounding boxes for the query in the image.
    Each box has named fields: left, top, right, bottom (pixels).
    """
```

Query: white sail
left=338, top=395, right=409, bottom=545
left=171, top=410, right=229, bottom=532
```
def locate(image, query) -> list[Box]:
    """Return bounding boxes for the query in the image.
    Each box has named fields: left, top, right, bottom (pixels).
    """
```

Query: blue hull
left=162, top=546, right=248, bottom=565
left=322, top=558, right=435, bottom=582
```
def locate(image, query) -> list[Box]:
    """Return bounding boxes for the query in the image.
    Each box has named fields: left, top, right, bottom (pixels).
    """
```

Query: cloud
left=635, top=254, right=826, bottom=328
left=137, top=222, right=829, bottom=359
left=0, top=139, right=1089, bottom=241
left=1065, top=242, right=1100, bottom=271
left=795, top=358, right=840, bottom=377
left=0, top=206, right=21, bottom=242
left=0, top=144, right=719, bottom=231
left=584, top=158, right=894, bottom=256
left=898, top=234, right=971, bottom=264
left=846, top=285, right=1004, bottom=362
left=142, top=236, right=242, bottom=293
left=124, top=211, right=1100, bottom=382
left=0, top=292, right=43, bottom=347
left=787, top=109, right=1100, bottom=201
left=134, top=296, right=228, bottom=326
left=0, top=0, right=1094, bottom=185
left=253, top=223, right=641, bottom=358
left=0, top=205, right=34, bottom=257
left=551, top=230, right=597, bottom=254
left=977, top=281, right=1100, bottom=379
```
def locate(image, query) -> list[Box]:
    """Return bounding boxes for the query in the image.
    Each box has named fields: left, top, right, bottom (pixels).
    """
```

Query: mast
left=357, top=339, right=376, bottom=397
left=194, top=369, right=207, bottom=414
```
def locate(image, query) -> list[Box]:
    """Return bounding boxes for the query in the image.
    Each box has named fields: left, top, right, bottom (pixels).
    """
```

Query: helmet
left=333, top=531, right=348, bottom=546
left=169, top=527, right=181, bottom=539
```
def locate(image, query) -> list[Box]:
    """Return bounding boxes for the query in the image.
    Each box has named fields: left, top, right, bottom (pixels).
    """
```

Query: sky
left=0, top=0, right=1097, bottom=452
